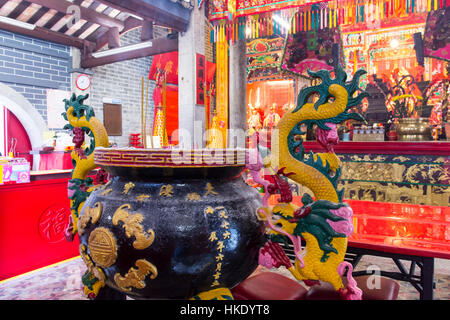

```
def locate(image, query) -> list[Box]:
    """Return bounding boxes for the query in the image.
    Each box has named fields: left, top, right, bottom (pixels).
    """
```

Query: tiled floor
left=268, top=256, right=450, bottom=300
left=353, top=256, right=450, bottom=300
left=0, top=256, right=449, bottom=300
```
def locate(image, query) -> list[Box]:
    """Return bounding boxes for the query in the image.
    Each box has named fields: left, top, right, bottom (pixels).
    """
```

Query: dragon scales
left=252, top=67, right=369, bottom=299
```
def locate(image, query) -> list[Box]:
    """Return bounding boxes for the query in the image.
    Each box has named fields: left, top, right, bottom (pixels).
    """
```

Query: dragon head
left=266, top=193, right=353, bottom=263
left=294, top=66, right=369, bottom=117
left=62, top=93, right=95, bottom=125
left=287, top=66, right=369, bottom=158
left=62, top=93, right=97, bottom=157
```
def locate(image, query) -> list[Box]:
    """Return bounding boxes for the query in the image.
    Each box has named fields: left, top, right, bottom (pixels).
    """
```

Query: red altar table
left=273, top=195, right=450, bottom=300
left=345, top=199, right=450, bottom=300
left=30, top=150, right=73, bottom=171
left=347, top=200, right=450, bottom=260
left=0, top=170, right=79, bottom=281
left=303, top=141, right=450, bottom=156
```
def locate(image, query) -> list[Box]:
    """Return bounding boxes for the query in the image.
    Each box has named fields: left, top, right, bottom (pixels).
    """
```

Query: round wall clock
left=75, top=73, right=91, bottom=91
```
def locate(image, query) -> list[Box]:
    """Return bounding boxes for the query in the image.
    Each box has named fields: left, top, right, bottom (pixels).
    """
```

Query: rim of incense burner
left=94, top=147, right=248, bottom=168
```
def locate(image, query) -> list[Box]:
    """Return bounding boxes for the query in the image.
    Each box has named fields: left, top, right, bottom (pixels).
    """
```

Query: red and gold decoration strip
left=208, top=25, right=228, bottom=148
left=208, top=0, right=449, bottom=43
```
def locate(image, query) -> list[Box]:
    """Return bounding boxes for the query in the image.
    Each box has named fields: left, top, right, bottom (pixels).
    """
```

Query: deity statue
left=247, top=103, right=262, bottom=135
left=207, top=108, right=223, bottom=148
left=152, top=68, right=169, bottom=147
left=263, top=103, right=281, bottom=130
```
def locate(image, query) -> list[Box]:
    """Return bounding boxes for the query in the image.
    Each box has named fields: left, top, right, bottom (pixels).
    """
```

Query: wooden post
left=141, top=20, right=154, bottom=41
left=107, top=27, right=121, bottom=49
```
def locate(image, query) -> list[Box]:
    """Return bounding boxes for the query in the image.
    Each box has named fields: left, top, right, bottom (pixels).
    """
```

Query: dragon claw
left=259, top=241, right=292, bottom=269
left=64, top=214, right=75, bottom=242
left=277, top=167, right=295, bottom=177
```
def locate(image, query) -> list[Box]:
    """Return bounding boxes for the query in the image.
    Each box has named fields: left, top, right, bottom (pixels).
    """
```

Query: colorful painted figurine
left=63, top=94, right=109, bottom=239
left=250, top=67, right=369, bottom=300
left=263, top=103, right=281, bottom=130
left=247, top=103, right=263, bottom=136
left=62, top=93, right=110, bottom=298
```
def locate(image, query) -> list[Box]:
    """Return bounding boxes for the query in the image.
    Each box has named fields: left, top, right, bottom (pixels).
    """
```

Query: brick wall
left=88, top=28, right=168, bottom=147
left=0, top=27, right=168, bottom=147
left=0, top=30, right=71, bottom=124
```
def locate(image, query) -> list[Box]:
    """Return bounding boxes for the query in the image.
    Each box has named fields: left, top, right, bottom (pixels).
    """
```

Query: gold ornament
left=209, top=231, right=218, bottom=242
left=190, top=287, right=233, bottom=300
left=123, top=182, right=136, bottom=195
left=187, top=192, right=201, bottom=201
left=79, top=244, right=106, bottom=282
left=114, top=259, right=158, bottom=292
left=218, top=210, right=228, bottom=219
left=136, top=194, right=150, bottom=202
left=215, top=254, right=224, bottom=261
left=204, top=182, right=218, bottom=196
left=204, top=206, right=214, bottom=215
left=78, top=202, right=103, bottom=235
left=100, top=188, right=113, bottom=196
left=112, top=204, right=155, bottom=250
left=87, top=227, right=117, bottom=268
left=159, top=184, right=174, bottom=197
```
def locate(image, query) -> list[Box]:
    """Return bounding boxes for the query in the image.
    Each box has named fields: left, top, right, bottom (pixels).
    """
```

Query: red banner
left=163, top=85, right=179, bottom=145
left=149, top=52, right=179, bottom=145
left=149, top=51, right=178, bottom=84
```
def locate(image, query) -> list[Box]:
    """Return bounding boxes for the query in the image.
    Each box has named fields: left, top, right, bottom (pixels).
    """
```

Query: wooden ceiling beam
left=106, top=26, right=120, bottom=48
left=94, top=16, right=141, bottom=51
left=81, top=36, right=177, bottom=68
left=41, top=10, right=63, bottom=29
left=95, top=0, right=189, bottom=32
left=26, top=0, right=124, bottom=30
left=7, top=1, right=30, bottom=20
left=0, top=0, right=10, bottom=9
left=0, top=19, right=95, bottom=49
left=25, top=5, right=49, bottom=24
left=140, top=20, right=153, bottom=41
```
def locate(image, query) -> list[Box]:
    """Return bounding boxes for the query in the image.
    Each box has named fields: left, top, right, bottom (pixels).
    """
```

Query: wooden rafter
left=0, top=19, right=95, bottom=49
left=78, top=23, right=101, bottom=40
left=94, top=16, right=141, bottom=51
left=23, top=5, right=48, bottom=24
left=40, top=10, right=64, bottom=29
left=95, top=0, right=190, bottom=32
left=0, top=0, right=187, bottom=67
left=0, top=0, right=10, bottom=9
left=0, top=0, right=20, bottom=16
left=26, top=0, right=124, bottom=30
left=11, top=2, right=39, bottom=21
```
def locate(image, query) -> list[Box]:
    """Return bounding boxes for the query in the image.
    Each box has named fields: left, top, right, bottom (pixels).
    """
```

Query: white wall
left=0, top=82, right=46, bottom=169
